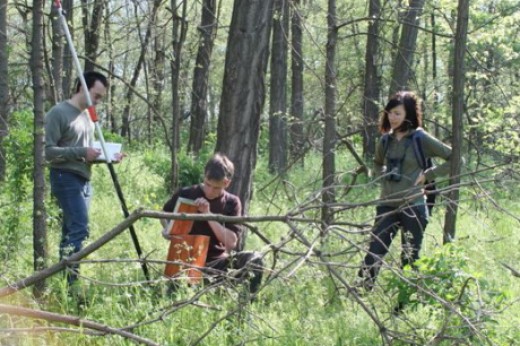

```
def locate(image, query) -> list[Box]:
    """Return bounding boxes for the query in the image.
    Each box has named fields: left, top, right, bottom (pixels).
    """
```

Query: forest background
left=1, top=0, right=520, bottom=345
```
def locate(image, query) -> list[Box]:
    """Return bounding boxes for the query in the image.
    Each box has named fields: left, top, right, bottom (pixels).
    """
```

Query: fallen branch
left=0, top=304, right=160, bottom=346
left=501, top=262, right=520, bottom=278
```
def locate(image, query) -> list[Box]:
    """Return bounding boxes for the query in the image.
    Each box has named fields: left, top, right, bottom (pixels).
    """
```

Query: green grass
left=1, top=148, right=519, bottom=345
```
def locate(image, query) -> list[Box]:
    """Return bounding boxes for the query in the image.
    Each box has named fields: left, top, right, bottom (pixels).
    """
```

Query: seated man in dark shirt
left=161, top=153, right=263, bottom=295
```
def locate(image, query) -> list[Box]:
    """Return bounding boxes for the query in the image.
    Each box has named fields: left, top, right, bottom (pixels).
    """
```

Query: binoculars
left=385, top=157, right=404, bottom=182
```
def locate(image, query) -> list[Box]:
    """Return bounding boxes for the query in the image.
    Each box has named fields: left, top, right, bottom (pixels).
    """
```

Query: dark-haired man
left=44, top=71, right=112, bottom=285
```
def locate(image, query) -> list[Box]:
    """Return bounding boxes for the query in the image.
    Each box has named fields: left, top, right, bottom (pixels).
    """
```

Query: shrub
left=0, top=110, right=34, bottom=260
left=142, top=148, right=212, bottom=191
left=383, top=243, right=508, bottom=344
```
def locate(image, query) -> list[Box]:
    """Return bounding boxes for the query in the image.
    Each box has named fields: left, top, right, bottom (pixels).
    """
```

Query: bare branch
left=0, top=304, right=160, bottom=346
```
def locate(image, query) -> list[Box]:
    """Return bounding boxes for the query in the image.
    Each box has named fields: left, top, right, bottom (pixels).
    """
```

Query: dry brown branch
left=501, top=262, right=520, bottom=278
left=0, top=304, right=160, bottom=345
left=190, top=307, right=241, bottom=346
left=1, top=169, right=514, bottom=345
left=0, top=326, right=103, bottom=336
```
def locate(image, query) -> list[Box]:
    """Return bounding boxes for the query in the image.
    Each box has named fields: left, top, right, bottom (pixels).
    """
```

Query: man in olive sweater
left=44, top=71, right=108, bottom=285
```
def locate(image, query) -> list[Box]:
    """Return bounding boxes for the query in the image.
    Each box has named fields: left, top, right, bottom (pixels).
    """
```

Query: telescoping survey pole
left=54, top=0, right=150, bottom=282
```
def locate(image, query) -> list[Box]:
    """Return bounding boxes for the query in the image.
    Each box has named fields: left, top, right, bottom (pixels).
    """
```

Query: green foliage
left=100, top=129, right=124, bottom=144
left=1, top=146, right=519, bottom=345
left=383, top=244, right=508, bottom=343
left=142, top=147, right=213, bottom=190
left=0, top=110, right=34, bottom=260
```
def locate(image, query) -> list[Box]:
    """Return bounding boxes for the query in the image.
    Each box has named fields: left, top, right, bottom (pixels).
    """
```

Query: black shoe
left=67, top=283, right=88, bottom=309
left=352, top=278, right=374, bottom=296
left=392, top=301, right=405, bottom=315
left=166, top=281, right=181, bottom=297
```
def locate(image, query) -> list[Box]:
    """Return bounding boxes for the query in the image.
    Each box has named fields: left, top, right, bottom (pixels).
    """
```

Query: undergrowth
left=0, top=121, right=519, bottom=345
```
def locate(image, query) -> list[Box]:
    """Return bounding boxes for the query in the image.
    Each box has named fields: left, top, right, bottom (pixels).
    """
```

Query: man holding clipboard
left=44, top=71, right=122, bottom=287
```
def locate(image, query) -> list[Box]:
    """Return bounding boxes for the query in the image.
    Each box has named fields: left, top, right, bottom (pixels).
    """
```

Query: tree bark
left=431, top=12, right=440, bottom=138
left=0, top=0, right=9, bottom=182
left=215, top=0, right=274, bottom=212
left=120, top=0, right=162, bottom=141
left=81, top=0, right=104, bottom=72
left=61, top=0, right=73, bottom=96
left=169, top=0, right=188, bottom=190
left=443, top=0, right=469, bottom=243
left=388, top=0, right=425, bottom=95
left=188, top=0, right=218, bottom=155
left=322, top=0, right=337, bottom=227
left=31, top=0, right=47, bottom=298
left=150, top=15, right=167, bottom=145
left=105, top=4, right=117, bottom=133
left=268, top=0, right=289, bottom=174
left=362, top=0, right=381, bottom=159
left=50, top=3, right=63, bottom=102
left=289, top=0, right=304, bottom=163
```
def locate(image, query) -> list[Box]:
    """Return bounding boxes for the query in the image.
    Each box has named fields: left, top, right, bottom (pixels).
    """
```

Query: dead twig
left=0, top=304, right=160, bottom=346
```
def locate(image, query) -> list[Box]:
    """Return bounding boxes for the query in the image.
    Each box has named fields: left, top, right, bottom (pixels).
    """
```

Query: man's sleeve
left=162, top=191, right=180, bottom=212
left=224, top=195, right=243, bottom=236
left=44, top=110, right=87, bottom=163
left=423, top=132, right=452, bottom=181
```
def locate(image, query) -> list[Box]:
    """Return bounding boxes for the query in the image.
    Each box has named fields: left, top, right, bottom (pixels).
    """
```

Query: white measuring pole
left=54, top=0, right=111, bottom=163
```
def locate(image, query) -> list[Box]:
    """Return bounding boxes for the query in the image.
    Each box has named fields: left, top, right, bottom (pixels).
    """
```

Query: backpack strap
left=412, top=129, right=437, bottom=214
left=383, top=130, right=433, bottom=173
left=411, top=129, right=429, bottom=170
left=381, top=132, right=412, bottom=160
left=381, top=133, right=391, bottom=158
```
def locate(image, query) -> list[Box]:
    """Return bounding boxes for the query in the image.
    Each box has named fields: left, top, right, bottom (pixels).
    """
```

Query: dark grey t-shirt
left=44, top=101, right=94, bottom=180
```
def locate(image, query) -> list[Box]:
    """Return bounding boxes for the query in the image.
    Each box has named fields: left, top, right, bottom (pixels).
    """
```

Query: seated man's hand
left=162, top=227, right=172, bottom=240
left=194, top=198, right=210, bottom=214
left=162, top=222, right=172, bottom=240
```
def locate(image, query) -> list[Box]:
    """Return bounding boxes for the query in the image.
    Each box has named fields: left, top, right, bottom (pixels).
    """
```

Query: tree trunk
left=289, top=0, right=304, bottom=163
left=0, top=0, right=9, bottom=182
left=322, top=0, right=337, bottom=227
left=81, top=0, right=104, bottom=72
left=268, top=0, right=289, bottom=174
left=443, top=0, right=469, bottom=243
left=215, top=0, right=274, bottom=212
left=105, top=4, right=117, bottom=134
left=121, top=0, right=162, bottom=141
left=188, top=0, right=217, bottom=155
left=61, top=0, right=73, bottom=96
left=362, top=0, right=381, bottom=159
left=431, top=12, right=440, bottom=138
left=150, top=17, right=167, bottom=145
left=169, top=0, right=188, bottom=191
left=31, top=0, right=47, bottom=298
left=50, top=3, right=63, bottom=102
left=388, top=0, right=425, bottom=95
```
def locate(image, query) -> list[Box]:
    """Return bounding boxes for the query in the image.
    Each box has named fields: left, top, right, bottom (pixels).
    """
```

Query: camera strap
left=381, top=129, right=437, bottom=214
left=381, top=130, right=428, bottom=169
left=382, top=135, right=412, bottom=162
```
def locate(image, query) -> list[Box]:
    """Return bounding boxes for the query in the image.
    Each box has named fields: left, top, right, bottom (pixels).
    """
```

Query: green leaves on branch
left=383, top=244, right=508, bottom=342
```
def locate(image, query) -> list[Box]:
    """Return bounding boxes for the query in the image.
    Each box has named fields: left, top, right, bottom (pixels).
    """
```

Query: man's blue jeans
left=50, top=169, right=92, bottom=284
